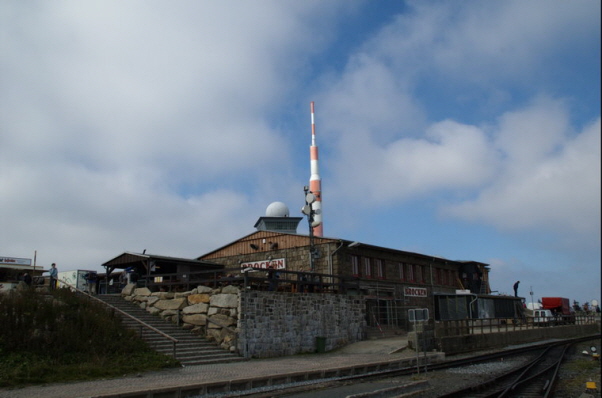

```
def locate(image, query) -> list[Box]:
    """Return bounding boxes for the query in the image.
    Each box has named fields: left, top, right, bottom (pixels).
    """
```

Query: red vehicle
left=541, top=297, right=576, bottom=324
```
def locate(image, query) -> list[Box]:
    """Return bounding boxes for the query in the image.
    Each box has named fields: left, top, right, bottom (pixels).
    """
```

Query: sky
left=1, top=1, right=600, bottom=305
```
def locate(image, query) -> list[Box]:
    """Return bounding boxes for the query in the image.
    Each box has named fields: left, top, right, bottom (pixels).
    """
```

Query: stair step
left=96, top=294, right=242, bottom=366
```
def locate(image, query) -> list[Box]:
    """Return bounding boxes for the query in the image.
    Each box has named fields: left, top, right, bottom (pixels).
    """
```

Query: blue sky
left=1, top=1, right=600, bottom=305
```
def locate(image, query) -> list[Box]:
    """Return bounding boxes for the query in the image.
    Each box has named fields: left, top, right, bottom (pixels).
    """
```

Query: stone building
left=197, top=202, right=491, bottom=331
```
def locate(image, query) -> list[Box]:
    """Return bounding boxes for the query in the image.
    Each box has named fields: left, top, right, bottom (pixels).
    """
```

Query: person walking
left=49, top=263, right=58, bottom=290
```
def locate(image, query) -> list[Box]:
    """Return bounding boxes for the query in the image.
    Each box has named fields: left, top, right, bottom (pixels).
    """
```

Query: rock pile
left=121, top=284, right=240, bottom=352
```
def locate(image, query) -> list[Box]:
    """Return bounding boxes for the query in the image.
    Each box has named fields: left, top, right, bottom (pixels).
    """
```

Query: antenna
left=309, top=101, right=323, bottom=236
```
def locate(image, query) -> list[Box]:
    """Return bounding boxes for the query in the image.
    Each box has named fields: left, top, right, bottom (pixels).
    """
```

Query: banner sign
left=0, top=257, right=32, bottom=266
left=404, top=286, right=428, bottom=297
left=240, top=258, right=286, bottom=270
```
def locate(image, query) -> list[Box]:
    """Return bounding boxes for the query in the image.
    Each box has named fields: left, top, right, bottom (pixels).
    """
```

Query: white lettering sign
left=240, top=258, right=286, bottom=270
left=404, top=287, right=428, bottom=297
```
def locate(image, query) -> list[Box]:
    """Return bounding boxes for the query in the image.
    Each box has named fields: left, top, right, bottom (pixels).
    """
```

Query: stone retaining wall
left=122, top=284, right=240, bottom=352
left=121, top=284, right=367, bottom=358
left=436, top=323, right=600, bottom=355
left=238, top=291, right=366, bottom=358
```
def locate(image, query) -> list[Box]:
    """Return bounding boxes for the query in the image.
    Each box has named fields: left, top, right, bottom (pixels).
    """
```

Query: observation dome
left=266, top=202, right=290, bottom=217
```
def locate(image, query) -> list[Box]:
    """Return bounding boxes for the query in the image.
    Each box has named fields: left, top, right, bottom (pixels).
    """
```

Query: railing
left=139, top=267, right=361, bottom=294
left=57, top=280, right=179, bottom=359
left=436, top=314, right=598, bottom=337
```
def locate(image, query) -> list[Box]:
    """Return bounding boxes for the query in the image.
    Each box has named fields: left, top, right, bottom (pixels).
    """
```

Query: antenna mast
left=309, top=101, right=323, bottom=236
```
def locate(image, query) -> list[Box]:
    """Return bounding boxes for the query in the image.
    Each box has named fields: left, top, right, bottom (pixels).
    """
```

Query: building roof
left=102, top=252, right=221, bottom=269
left=197, top=230, right=487, bottom=266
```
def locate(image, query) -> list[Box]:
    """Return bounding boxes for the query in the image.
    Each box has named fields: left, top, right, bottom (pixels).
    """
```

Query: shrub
left=0, top=289, right=178, bottom=387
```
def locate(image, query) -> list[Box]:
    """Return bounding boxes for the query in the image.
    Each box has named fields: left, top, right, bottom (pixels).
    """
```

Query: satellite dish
left=305, top=193, right=315, bottom=204
left=591, top=346, right=597, bottom=353
left=311, top=220, right=322, bottom=228
left=301, top=205, right=312, bottom=215
left=313, top=208, right=322, bottom=215
left=592, top=299, right=598, bottom=307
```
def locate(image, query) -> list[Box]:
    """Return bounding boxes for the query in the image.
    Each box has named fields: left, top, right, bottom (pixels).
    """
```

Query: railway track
left=209, top=335, right=599, bottom=398
left=438, top=343, right=569, bottom=397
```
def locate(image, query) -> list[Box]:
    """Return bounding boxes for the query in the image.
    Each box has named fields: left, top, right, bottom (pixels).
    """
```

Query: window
left=415, top=265, right=423, bottom=284
left=375, top=259, right=384, bottom=279
left=434, top=268, right=441, bottom=285
left=363, top=257, right=372, bottom=278
left=351, top=255, right=359, bottom=276
left=441, top=269, right=447, bottom=285
left=398, top=262, right=404, bottom=281
left=406, top=263, right=414, bottom=282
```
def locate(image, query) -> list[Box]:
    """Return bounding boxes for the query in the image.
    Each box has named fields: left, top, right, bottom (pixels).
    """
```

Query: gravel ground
left=409, top=339, right=601, bottom=398
left=195, top=338, right=601, bottom=398
left=554, top=340, right=601, bottom=398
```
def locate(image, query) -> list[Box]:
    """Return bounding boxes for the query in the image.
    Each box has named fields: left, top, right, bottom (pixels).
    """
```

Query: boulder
left=134, top=287, right=152, bottom=296
left=121, top=284, right=136, bottom=296
left=154, top=298, right=187, bottom=311
left=147, top=307, right=161, bottom=315
left=182, top=303, right=209, bottom=315
left=208, top=313, right=237, bottom=328
left=151, top=291, right=175, bottom=299
left=182, top=314, right=207, bottom=326
left=160, top=309, right=179, bottom=318
left=222, top=285, right=240, bottom=294
left=146, top=296, right=160, bottom=306
left=188, top=294, right=211, bottom=305
left=196, top=285, right=213, bottom=294
left=210, top=293, right=238, bottom=309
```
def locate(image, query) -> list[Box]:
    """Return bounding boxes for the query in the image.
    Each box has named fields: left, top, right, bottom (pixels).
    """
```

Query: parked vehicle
left=57, top=270, right=96, bottom=292
left=532, top=309, right=556, bottom=326
left=541, top=297, right=576, bottom=324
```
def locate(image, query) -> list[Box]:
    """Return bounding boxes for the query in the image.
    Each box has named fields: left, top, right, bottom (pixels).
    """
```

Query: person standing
left=23, top=272, right=32, bottom=287
left=513, top=280, right=520, bottom=297
left=267, top=266, right=278, bottom=291
left=85, top=271, right=97, bottom=295
left=49, top=263, right=58, bottom=290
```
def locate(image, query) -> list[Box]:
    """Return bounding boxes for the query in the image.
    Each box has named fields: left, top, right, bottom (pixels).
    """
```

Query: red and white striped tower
left=309, top=101, right=323, bottom=236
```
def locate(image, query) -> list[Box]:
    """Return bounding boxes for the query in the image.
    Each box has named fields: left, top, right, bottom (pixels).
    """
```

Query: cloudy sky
left=1, top=1, right=600, bottom=304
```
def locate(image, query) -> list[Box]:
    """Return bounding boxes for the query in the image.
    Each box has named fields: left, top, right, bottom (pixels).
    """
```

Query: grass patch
left=0, top=288, right=179, bottom=387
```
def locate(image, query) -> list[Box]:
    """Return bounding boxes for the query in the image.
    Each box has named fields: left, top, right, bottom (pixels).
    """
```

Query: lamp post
left=302, top=186, right=321, bottom=271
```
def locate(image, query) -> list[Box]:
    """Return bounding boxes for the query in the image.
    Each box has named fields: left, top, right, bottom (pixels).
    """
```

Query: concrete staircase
left=366, top=325, right=406, bottom=340
left=97, top=294, right=245, bottom=366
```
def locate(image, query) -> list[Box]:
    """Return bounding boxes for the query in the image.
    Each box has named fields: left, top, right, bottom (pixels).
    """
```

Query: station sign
left=240, top=258, right=286, bottom=270
left=404, top=286, right=428, bottom=297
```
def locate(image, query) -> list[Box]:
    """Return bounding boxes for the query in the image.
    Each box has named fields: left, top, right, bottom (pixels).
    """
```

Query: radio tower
left=309, top=101, right=323, bottom=236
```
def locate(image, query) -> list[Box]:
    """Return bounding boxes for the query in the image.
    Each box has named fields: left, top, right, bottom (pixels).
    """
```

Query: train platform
left=0, top=336, right=444, bottom=398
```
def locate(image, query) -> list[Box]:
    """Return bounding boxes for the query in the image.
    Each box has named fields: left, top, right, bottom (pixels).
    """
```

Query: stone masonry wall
left=122, top=284, right=240, bottom=353
left=121, top=284, right=367, bottom=359
left=238, top=291, right=366, bottom=358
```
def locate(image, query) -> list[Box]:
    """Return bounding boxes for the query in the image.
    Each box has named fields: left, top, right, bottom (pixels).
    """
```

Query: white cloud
left=0, top=1, right=353, bottom=270
left=445, top=110, right=601, bottom=240
left=318, top=0, right=599, bottom=264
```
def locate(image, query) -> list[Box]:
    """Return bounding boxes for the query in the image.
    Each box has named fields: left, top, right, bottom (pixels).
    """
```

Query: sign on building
left=0, top=257, right=32, bottom=266
left=240, top=258, right=286, bottom=270
left=404, top=286, right=428, bottom=297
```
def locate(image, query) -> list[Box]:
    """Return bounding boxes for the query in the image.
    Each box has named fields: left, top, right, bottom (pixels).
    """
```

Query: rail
left=57, top=280, right=179, bottom=359
left=137, top=267, right=360, bottom=294
left=436, top=313, right=597, bottom=336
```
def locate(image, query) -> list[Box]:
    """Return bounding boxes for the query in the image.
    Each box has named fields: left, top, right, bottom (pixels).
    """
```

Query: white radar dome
left=266, top=202, right=290, bottom=217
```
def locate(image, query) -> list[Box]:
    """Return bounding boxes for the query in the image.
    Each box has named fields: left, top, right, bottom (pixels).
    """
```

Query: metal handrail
left=57, top=280, right=179, bottom=359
